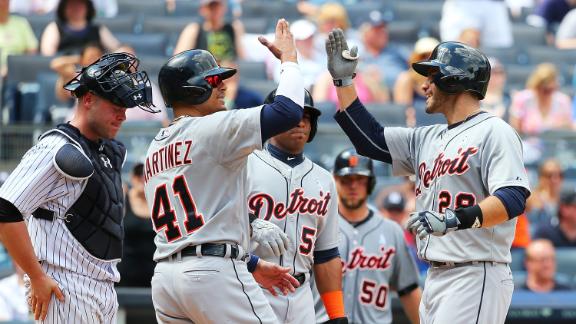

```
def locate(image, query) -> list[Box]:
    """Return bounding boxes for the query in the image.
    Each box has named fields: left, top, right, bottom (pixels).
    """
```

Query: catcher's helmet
left=64, top=52, right=154, bottom=111
left=412, top=41, right=491, bottom=100
left=158, top=49, right=236, bottom=107
left=333, top=149, right=376, bottom=194
left=264, top=88, right=321, bottom=142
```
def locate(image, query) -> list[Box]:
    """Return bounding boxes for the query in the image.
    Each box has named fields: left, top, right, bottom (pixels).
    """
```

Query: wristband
left=247, top=254, right=259, bottom=273
left=321, top=290, right=345, bottom=319
left=454, top=205, right=483, bottom=229
left=333, top=73, right=356, bottom=87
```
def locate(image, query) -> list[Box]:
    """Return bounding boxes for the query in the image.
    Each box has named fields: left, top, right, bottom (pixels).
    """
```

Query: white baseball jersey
left=314, top=210, right=419, bottom=323
left=383, top=112, right=530, bottom=263
left=144, top=108, right=263, bottom=260
left=0, top=133, right=120, bottom=282
left=246, top=149, right=340, bottom=274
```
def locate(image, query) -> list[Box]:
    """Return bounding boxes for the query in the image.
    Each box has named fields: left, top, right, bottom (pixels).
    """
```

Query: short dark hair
left=57, top=0, right=96, bottom=24
left=132, top=163, right=144, bottom=177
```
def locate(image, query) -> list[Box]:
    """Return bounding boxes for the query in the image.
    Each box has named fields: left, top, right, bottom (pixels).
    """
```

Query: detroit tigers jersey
left=246, top=149, right=340, bottom=274
left=314, top=210, right=419, bottom=323
left=144, top=107, right=263, bottom=261
left=383, top=112, right=531, bottom=263
left=0, top=133, right=121, bottom=282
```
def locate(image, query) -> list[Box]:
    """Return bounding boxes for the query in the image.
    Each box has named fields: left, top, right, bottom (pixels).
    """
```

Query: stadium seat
left=315, top=101, right=337, bottom=124
left=6, top=55, right=53, bottom=84
left=242, top=17, right=270, bottom=34
left=512, top=24, right=547, bottom=46
left=139, top=16, right=194, bottom=35
left=118, top=0, right=166, bottom=16
left=525, top=46, right=576, bottom=66
left=511, top=248, right=526, bottom=272
left=481, top=47, right=522, bottom=65
left=414, top=107, right=446, bottom=127
left=387, top=21, right=421, bottom=44
left=35, top=72, right=71, bottom=124
left=512, top=271, right=574, bottom=290
left=365, top=103, right=407, bottom=127
left=168, top=0, right=201, bottom=17
left=115, top=33, right=168, bottom=57
left=95, top=15, right=136, bottom=34
left=237, top=61, right=267, bottom=81
left=138, top=55, right=168, bottom=81
left=505, top=64, right=535, bottom=89
left=392, top=1, right=443, bottom=22
left=24, top=14, right=53, bottom=39
left=241, top=1, right=300, bottom=20
left=242, top=79, right=277, bottom=98
left=556, top=248, right=576, bottom=277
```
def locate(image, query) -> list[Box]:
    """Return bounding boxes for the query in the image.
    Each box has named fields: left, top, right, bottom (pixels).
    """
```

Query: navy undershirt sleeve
left=493, top=186, right=530, bottom=219
left=314, top=247, right=340, bottom=264
left=0, top=198, right=24, bottom=222
left=334, top=98, right=392, bottom=163
left=260, top=95, right=303, bottom=144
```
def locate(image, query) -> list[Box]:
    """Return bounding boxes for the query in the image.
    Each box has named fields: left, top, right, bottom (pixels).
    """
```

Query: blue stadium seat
left=505, top=64, right=534, bottom=89
left=118, top=0, right=166, bottom=16
left=138, top=55, right=168, bottom=81
left=512, top=24, right=547, bottom=46
left=242, top=79, right=277, bottom=98
left=168, top=0, right=201, bottom=17
left=414, top=107, right=446, bottom=127
left=241, top=1, right=300, bottom=20
left=23, top=14, right=53, bottom=39
left=95, top=15, right=136, bottom=34
left=387, top=21, right=421, bottom=44
left=525, top=46, right=576, bottom=66
left=243, top=17, right=270, bottom=34
left=237, top=61, right=267, bottom=81
left=365, top=103, right=407, bottom=127
left=314, top=101, right=337, bottom=124
left=481, top=47, right=522, bottom=65
left=392, top=1, right=443, bottom=22
left=116, top=33, right=168, bottom=57
left=556, top=248, right=576, bottom=277
left=140, top=16, right=195, bottom=35
left=511, top=248, right=526, bottom=272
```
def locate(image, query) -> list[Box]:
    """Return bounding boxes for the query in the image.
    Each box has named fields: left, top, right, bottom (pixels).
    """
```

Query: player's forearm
left=399, top=288, right=422, bottom=324
left=313, top=257, right=342, bottom=293
left=335, top=84, right=359, bottom=111
left=478, top=196, right=511, bottom=228
left=0, top=222, right=45, bottom=279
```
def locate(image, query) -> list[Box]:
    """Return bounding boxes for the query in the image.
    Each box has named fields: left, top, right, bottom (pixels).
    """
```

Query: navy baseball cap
left=560, top=186, right=576, bottom=205
left=367, top=10, right=392, bottom=27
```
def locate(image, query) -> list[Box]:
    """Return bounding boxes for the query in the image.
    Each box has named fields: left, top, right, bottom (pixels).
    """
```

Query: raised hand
left=325, top=28, right=359, bottom=86
left=258, top=18, right=298, bottom=63
left=252, top=260, right=300, bottom=296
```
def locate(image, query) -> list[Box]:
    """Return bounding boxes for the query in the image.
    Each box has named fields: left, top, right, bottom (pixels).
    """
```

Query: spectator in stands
left=482, top=57, right=510, bottom=120
left=509, top=63, right=573, bottom=136
left=173, top=0, right=244, bottom=60
left=376, top=176, right=417, bottom=214
left=0, top=264, right=29, bottom=321
left=117, top=163, right=156, bottom=287
left=358, top=10, right=408, bottom=90
left=9, top=0, right=57, bottom=16
left=521, top=239, right=572, bottom=292
left=40, top=0, right=120, bottom=56
left=530, top=0, right=576, bottom=43
left=114, top=44, right=169, bottom=125
left=555, top=8, right=576, bottom=48
left=312, top=2, right=357, bottom=60
left=533, top=186, right=576, bottom=247
left=0, top=0, right=38, bottom=76
left=440, top=0, right=513, bottom=48
left=220, top=59, right=263, bottom=110
left=393, top=37, right=439, bottom=127
left=527, top=158, right=565, bottom=228
left=457, top=27, right=481, bottom=48
left=50, top=42, right=104, bottom=102
left=268, top=19, right=324, bottom=90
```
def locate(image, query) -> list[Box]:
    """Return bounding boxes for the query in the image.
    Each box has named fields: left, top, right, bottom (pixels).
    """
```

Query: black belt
left=429, top=260, right=500, bottom=268
left=293, top=273, right=306, bottom=286
left=159, top=243, right=242, bottom=262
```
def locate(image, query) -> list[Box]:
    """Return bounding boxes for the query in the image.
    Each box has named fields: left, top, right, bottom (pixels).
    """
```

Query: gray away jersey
left=0, top=133, right=121, bottom=282
left=144, top=107, right=263, bottom=261
left=384, top=112, right=530, bottom=263
left=314, top=210, right=419, bottom=324
left=246, top=150, right=340, bottom=274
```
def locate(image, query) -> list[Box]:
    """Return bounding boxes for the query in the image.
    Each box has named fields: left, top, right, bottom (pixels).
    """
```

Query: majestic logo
left=248, top=188, right=330, bottom=220
left=342, top=246, right=396, bottom=274
left=416, top=147, right=478, bottom=194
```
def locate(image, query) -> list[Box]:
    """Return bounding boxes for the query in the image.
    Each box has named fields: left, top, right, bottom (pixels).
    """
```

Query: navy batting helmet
left=412, top=41, right=491, bottom=100
left=333, top=149, right=376, bottom=194
left=64, top=52, right=154, bottom=111
left=264, top=88, right=321, bottom=142
left=158, top=49, right=236, bottom=107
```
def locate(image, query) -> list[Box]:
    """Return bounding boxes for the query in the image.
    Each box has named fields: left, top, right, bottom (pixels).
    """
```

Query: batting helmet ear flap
left=368, top=177, right=376, bottom=195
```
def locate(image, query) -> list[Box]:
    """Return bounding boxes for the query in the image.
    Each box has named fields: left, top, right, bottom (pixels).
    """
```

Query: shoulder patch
left=53, top=143, right=94, bottom=180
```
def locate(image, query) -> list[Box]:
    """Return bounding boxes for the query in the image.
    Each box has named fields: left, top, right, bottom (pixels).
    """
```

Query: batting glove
left=251, top=218, right=290, bottom=257
left=323, top=317, right=349, bottom=324
left=325, top=28, right=358, bottom=87
left=406, top=209, right=460, bottom=240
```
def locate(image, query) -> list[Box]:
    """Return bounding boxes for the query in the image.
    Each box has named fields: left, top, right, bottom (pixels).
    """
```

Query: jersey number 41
left=151, top=175, right=205, bottom=242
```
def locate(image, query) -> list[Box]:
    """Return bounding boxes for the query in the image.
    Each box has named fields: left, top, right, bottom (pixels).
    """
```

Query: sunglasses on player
left=205, top=75, right=223, bottom=88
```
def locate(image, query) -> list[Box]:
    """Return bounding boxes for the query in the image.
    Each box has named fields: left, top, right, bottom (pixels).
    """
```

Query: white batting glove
left=406, top=209, right=460, bottom=240
left=251, top=219, right=290, bottom=257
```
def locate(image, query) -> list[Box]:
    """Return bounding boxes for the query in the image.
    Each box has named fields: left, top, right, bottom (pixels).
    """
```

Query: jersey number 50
left=151, top=175, right=204, bottom=242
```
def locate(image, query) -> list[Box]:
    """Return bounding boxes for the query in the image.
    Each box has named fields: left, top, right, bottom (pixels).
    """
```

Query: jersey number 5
left=151, top=175, right=204, bottom=242
left=438, top=190, right=476, bottom=213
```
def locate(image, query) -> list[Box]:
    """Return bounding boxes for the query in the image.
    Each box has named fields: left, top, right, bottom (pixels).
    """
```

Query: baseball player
left=144, top=19, right=304, bottom=324
left=313, top=149, right=421, bottom=324
left=247, top=89, right=347, bottom=324
left=324, top=30, right=530, bottom=324
left=0, top=52, right=154, bottom=322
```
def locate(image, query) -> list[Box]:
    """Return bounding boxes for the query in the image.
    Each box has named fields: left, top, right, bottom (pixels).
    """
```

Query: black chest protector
left=38, top=124, right=126, bottom=260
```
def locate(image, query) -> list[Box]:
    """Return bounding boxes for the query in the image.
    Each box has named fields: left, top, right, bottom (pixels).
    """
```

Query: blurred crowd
left=1, top=0, right=576, bottom=321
